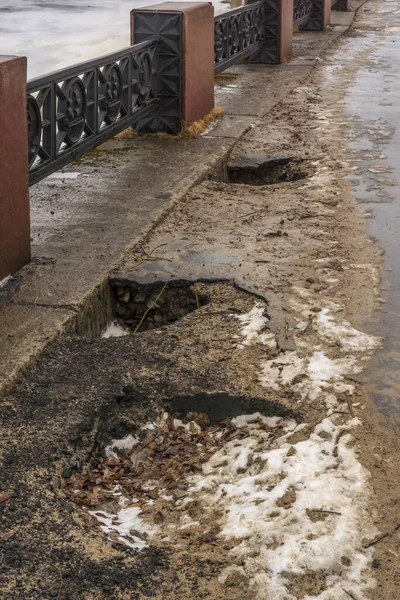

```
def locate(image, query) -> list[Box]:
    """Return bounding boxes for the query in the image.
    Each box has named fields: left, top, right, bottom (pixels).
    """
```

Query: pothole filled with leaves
left=61, top=392, right=373, bottom=599
left=62, top=399, right=293, bottom=550
left=224, top=156, right=310, bottom=186
left=104, top=279, right=209, bottom=336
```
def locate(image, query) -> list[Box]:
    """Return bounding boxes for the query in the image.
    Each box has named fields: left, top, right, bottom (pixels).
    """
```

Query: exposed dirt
left=2, top=6, right=400, bottom=600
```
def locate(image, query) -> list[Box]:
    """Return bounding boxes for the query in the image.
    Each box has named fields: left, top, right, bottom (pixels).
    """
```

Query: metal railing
left=214, top=1, right=265, bottom=74
left=25, top=0, right=329, bottom=186
left=27, top=38, right=158, bottom=185
left=293, top=0, right=313, bottom=27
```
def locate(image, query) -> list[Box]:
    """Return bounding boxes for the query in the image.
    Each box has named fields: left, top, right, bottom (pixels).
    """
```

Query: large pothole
left=222, top=156, right=310, bottom=186
left=106, top=279, right=209, bottom=335
left=170, top=391, right=289, bottom=424
left=62, top=397, right=294, bottom=551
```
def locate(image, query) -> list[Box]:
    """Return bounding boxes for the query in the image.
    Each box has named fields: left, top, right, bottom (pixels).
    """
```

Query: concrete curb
left=0, top=1, right=369, bottom=400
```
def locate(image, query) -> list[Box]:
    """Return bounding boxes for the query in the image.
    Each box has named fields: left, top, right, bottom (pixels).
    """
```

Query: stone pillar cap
left=133, top=2, right=212, bottom=12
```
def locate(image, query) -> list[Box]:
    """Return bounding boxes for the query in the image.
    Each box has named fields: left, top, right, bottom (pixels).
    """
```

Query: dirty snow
left=234, top=303, right=276, bottom=348
left=105, top=434, right=139, bottom=458
left=48, top=171, right=81, bottom=180
left=261, top=288, right=382, bottom=406
left=0, top=275, right=11, bottom=288
left=217, top=289, right=379, bottom=597
left=317, top=308, right=380, bottom=351
left=102, top=321, right=129, bottom=338
left=90, top=506, right=153, bottom=550
left=88, top=289, right=380, bottom=598
left=179, top=414, right=376, bottom=600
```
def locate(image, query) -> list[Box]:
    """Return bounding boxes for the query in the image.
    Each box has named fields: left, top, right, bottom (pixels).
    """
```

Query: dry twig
left=134, top=282, right=168, bottom=333
left=56, top=566, right=63, bottom=600
left=333, top=429, right=346, bottom=457
left=309, top=509, right=342, bottom=516
left=363, top=523, right=400, bottom=549
left=194, top=286, right=200, bottom=309
left=343, top=590, right=358, bottom=600
left=298, top=314, right=314, bottom=336
left=346, top=395, right=355, bottom=418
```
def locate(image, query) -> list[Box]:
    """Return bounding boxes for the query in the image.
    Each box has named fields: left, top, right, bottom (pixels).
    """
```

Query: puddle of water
left=325, top=1, right=400, bottom=422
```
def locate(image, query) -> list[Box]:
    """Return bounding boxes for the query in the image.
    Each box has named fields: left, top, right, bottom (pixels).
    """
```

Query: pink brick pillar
left=278, top=0, right=294, bottom=62
left=321, top=0, right=331, bottom=28
left=131, top=2, right=214, bottom=133
left=0, top=56, right=30, bottom=280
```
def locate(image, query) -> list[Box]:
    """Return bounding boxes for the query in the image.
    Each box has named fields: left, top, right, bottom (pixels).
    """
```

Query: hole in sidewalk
left=61, top=393, right=294, bottom=551
left=224, top=157, right=309, bottom=186
left=170, top=391, right=290, bottom=424
left=105, top=280, right=209, bottom=336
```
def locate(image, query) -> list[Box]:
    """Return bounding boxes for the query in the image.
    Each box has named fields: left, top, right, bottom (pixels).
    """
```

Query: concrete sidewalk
left=0, top=4, right=366, bottom=400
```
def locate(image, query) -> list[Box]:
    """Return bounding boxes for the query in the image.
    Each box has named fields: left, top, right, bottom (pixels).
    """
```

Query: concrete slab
left=16, top=137, right=233, bottom=307
left=215, top=64, right=313, bottom=118
left=204, top=114, right=258, bottom=139
left=331, top=12, right=356, bottom=26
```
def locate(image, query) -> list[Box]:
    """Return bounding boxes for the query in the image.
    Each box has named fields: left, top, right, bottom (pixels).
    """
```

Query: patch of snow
left=105, top=434, right=139, bottom=458
left=232, top=413, right=282, bottom=429
left=260, top=350, right=359, bottom=403
left=316, top=308, right=380, bottom=352
left=90, top=506, right=154, bottom=550
left=173, top=418, right=202, bottom=435
left=48, top=171, right=81, bottom=180
left=143, top=422, right=156, bottom=430
left=102, top=321, right=129, bottom=338
left=180, top=416, right=377, bottom=600
left=306, top=351, right=359, bottom=400
left=259, top=352, right=305, bottom=391
left=0, top=275, right=11, bottom=288
left=234, top=304, right=276, bottom=348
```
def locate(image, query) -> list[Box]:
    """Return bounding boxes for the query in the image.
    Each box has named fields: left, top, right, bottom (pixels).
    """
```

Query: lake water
left=0, top=0, right=236, bottom=78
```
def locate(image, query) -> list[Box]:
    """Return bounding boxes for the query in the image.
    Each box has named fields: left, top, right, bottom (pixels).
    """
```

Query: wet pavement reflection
left=322, top=0, right=400, bottom=424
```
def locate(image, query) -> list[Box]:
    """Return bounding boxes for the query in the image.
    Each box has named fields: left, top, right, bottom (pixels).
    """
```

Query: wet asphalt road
left=323, top=0, right=400, bottom=422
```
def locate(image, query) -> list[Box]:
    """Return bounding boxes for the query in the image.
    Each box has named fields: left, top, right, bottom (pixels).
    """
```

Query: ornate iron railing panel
left=214, top=1, right=265, bottom=74
left=27, top=38, right=158, bottom=185
left=293, top=0, right=313, bottom=27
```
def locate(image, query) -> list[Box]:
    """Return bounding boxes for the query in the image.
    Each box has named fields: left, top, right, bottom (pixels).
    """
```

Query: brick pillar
left=301, top=0, right=331, bottom=29
left=131, top=2, right=215, bottom=134
left=0, top=56, right=30, bottom=281
left=247, top=0, right=293, bottom=64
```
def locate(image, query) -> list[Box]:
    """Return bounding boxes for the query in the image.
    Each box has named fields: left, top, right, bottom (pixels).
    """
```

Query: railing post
left=131, top=2, right=215, bottom=134
left=248, top=0, right=293, bottom=64
left=301, top=0, right=331, bottom=29
left=0, top=56, right=31, bottom=281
